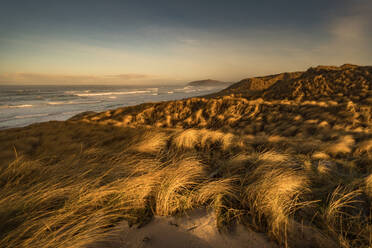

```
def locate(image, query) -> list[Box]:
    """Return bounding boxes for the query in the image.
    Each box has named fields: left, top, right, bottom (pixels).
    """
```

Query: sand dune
left=1, top=64, right=371, bottom=248
left=213, top=64, right=372, bottom=101
left=71, top=64, right=371, bottom=132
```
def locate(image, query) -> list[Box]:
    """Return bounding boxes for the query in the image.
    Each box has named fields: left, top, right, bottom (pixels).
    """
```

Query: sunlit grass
left=1, top=63, right=371, bottom=248
left=0, top=120, right=371, bottom=248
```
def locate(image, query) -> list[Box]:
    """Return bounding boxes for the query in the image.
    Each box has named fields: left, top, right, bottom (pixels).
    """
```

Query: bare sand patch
left=85, top=209, right=277, bottom=248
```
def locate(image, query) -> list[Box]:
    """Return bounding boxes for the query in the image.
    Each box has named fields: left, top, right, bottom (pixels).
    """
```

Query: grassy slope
left=0, top=65, right=372, bottom=248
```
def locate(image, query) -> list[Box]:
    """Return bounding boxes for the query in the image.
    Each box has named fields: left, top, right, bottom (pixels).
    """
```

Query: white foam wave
left=0, top=104, right=33, bottom=109
left=47, top=100, right=102, bottom=105
left=14, top=113, right=49, bottom=119
left=146, top=88, right=159, bottom=92
left=174, top=86, right=197, bottom=93
left=47, top=101, right=71, bottom=105
left=75, top=90, right=152, bottom=97
left=65, top=90, right=91, bottom=94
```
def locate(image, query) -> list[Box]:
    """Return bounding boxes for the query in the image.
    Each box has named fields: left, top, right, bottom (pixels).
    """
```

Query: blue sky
left=0, top=0, right=371, bottom=84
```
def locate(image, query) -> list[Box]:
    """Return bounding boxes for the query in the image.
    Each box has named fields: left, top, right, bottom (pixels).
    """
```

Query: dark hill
left=210, top=72, right=302, bottom=98
left=187, top=79, right=231, bottom=87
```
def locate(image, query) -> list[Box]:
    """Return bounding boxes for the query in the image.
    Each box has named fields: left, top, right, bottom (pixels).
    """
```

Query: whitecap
left=146, top=88, right=159, bottom=92
left=0, top=104, right=33, bottom=109
left=75, top=90, right=152, bottom=97
left=47, top=100, right=102, bottom=105
left=47, top=101, right=69, bottom=105
left=14, top=113, right=49, bottom=119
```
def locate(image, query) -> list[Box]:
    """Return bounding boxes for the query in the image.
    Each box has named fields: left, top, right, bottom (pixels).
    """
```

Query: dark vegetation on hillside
left=71, top=65, right=371, bottom=132
left=212, top=64, right=371, bottom=101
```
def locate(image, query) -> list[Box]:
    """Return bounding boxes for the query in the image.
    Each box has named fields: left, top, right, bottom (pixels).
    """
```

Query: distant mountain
left=187, top=79, right=231, bottom=87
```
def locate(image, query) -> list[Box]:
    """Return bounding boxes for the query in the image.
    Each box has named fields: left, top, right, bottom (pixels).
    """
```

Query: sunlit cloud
left=320, top=0, right=372, bottom=63
left=0, top=1, right=371, bottom=85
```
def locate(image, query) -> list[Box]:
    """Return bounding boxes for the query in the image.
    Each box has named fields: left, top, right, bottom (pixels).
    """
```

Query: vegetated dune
left=213, top=64, right=372, bottom=101
left=1, top=64, right=372, bottom=248
left=210, top=71, right=303, bottom=98
left=71, top=64, right=371, bottom=131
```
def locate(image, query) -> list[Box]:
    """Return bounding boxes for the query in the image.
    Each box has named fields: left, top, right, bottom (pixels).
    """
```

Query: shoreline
left=0, top=65, right=371, bottom=248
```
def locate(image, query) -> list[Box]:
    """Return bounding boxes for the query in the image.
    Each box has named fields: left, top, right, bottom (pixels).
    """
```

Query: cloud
left=324, top=0, right=372, bottom=62
left=0, top=72, right=157, bottom=84
left=104, top=74, right=150, bottom=80
left=178, top=38, right=199, bottom=46
left=331, top=17, right=368, bottom=41
left=330, top=13, right=371, bottom=46
left=1, top=1, right=372, bottom=84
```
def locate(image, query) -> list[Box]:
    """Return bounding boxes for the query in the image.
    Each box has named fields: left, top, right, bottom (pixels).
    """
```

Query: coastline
left=0, top=65, right=371, bottom=248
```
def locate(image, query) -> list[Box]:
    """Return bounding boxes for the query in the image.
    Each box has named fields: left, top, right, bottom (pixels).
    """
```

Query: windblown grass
left=0, top=108, right=371, bottom=248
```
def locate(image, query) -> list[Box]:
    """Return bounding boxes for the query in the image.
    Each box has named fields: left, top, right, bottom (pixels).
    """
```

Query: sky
left=0, top=0, right=371, bottom=85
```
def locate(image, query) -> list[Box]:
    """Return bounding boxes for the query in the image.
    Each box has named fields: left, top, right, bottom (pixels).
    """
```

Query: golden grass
left=241, top=153, right=312, bottom=246
left=312, top=151, right=330, bottom=160
left=171, top=128, right=238, bottom=151
left=132, top=130, right=168, bottom=153
left=173, top=129, right=200, bottom=149
left=0, top=102, right=371, bottom=248
left=323, top=186, right=370, bottom=248
left=326, top=135, right=355, bottom=156
left=355, top=139, right=372, bottom=156
left=195, top=178, right=238, bottom=206
left=366, top=174, right=372, bottom=198
left=155, top=158, right=205, bottom=216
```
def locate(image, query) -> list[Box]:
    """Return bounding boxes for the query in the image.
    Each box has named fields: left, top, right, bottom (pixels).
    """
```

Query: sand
left=86, top=209, right=277, bottom=248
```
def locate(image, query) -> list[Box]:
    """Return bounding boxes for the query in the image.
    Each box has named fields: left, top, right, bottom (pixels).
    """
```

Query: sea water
left=0, top=84, right=226, bottom=129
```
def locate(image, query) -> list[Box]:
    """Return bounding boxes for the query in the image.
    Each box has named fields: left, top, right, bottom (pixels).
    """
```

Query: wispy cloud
left=331, top=16, right=369, bottom=41
left=1, top=1, right=371, bottom=84
left=324, top=0, right=372, bottom=62
left=104, top=74, right=150, bottom=80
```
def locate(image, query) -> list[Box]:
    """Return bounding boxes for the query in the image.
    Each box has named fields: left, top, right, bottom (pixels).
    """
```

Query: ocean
left=0, top=84, right=226, bottom=129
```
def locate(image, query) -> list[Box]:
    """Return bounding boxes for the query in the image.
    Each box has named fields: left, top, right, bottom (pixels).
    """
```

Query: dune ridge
left=213, top=64, right=372, bottom=101
left=71, top=65, right=371, bottom=135
left=186, top=79, right=231, bottom=87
